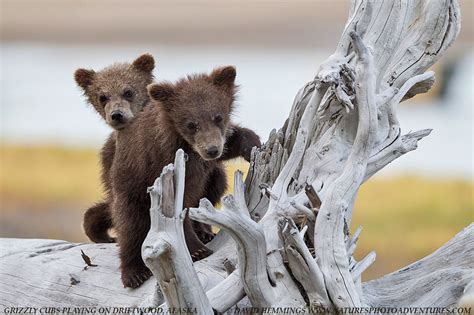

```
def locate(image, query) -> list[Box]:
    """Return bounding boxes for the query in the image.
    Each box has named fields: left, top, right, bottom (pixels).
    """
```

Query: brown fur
left=82, top=61, right=261, bottom=246
left=76, top=54, right=154, bottom=243
left=84, top=125, right=260, bottom=244
left=111, top=66, right=261, bottom=288
left=83, top=201, right=114, bottom=243
left=74, top=53, right=155, bottom=130
left=78, top=54, right=231, bottom=244
left=82, top=134, right=116, bottom=243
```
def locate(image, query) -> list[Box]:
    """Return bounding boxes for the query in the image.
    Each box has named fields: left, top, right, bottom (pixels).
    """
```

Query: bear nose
left=111, top=111, right=124, bottom=122
left=206, top=146, right=219, bottom=158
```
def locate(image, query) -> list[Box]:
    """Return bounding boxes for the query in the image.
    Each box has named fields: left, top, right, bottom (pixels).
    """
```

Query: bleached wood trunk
left=1, top=0, right=471, bottom=312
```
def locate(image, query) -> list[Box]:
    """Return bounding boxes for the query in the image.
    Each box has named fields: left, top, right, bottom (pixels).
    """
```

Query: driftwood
left=1, top=0, right=471, bottom=313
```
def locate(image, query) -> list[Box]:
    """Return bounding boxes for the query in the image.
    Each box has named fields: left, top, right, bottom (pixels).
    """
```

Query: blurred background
left=0, top=0, right=472, bottom=280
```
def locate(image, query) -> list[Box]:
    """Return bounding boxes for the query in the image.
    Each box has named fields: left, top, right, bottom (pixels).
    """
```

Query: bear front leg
left=83, top=202, right=115, bottom=243
left=115, top=202, right=152, bottom=288
left=100, top=133, right=116, bottom=191
left=192, top=165, right=228, bottom=243
left=221, top=125, right=261, bottom=162
left=184, top=215, right=214, bottom=260
left=204, top=165, right=228, bottom=205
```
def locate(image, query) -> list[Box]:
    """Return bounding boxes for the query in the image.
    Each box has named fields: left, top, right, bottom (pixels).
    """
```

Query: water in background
left=1, top=43, right=472, bottom=179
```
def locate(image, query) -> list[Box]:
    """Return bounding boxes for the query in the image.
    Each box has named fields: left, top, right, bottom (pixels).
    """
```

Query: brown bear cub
left=75, top=54, right=155, bottom=130
left=74, top=54, right=155, bottom=243
left=111, top=66, right=260, bottom=288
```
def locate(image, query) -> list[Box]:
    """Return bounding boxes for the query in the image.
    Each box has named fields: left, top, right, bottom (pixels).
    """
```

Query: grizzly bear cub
left=74, top=54, right=155, bottom=243
left=112, top=66, right=260, bottom=288
left=75, top=54, right=155, bottom=130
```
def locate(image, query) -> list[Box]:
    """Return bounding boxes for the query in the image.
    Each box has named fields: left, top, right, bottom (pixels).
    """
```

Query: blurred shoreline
left=1, top=0, right=349, bottom=48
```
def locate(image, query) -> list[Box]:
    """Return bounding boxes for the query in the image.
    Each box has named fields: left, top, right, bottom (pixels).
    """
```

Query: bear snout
left=107, top=108, right=134, bottom=130
left=193, top=131, right=224, bottom=161
left=206, top=146, right=219, bottom=159
left=111, top=111, right=124, bottom=123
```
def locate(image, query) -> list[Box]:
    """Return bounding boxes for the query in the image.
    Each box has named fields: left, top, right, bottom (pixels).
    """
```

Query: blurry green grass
left=1, top=143, right=472, bottom=279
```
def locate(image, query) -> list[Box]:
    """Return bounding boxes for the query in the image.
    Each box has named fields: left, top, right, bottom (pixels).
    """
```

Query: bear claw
left=191, top=247, right=213, bottom=262
left=121, top=266, right=153, bottom=288
left=196, top=230, right=215, bottom=244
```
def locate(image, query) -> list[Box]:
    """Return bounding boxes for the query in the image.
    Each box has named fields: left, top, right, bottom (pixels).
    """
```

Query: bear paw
left=121, top=265, right=153, bottom=288
left=239, top=128, right=261, bottom=162
left=193, top=221, right=215, bottom=243
left=190, top=246, right=214, bottom=262
left=196, top=229, right=215, bottom=244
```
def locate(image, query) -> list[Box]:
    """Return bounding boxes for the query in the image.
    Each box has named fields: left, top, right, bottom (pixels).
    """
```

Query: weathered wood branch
left=1, top=224, right=471, bottom=308
left=279, top=218, right=330, bottom=307
left=363, top=224, right=473, bottom=308
left=141, top=149, right=213, bottom=313
left=189, top=171, right=276, bottom=308
left=313, top=30, right=378, bottom=308
left=0, top=0, right=469, bottom=312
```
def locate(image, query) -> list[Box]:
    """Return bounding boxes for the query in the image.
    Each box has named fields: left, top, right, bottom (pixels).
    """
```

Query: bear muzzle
left=105, top=101, right=134, bottom=130
left=206, top=146, right=219, bottom=159
left=193, top=140, right=224, bottom=161
left=193, top=129, right=225, bottom=161
left=108, top=111, right=131, bottom=130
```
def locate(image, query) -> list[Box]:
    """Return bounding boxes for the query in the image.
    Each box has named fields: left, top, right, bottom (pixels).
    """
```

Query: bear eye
left=187, top=122, right=198, bottom=133
left=214, top=114, right=223, bottom=124
left=99, top=95, right=108, bottom=104
left=123, top=89, right=134, bottom=100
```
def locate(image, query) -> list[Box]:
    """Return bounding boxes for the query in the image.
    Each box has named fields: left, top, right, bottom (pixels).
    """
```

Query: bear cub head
left=148, top=66, right=237, bottom=161
left=74, top=54, right=155, bottom=130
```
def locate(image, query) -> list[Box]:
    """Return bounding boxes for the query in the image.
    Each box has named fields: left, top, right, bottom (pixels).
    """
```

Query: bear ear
left=211, top=66, right=236, bottom=88
left=132, top=53, right=155, bottom=73
left=74, top=68, right=95, bottom=90
left=148, top=82, right=176, bottom=104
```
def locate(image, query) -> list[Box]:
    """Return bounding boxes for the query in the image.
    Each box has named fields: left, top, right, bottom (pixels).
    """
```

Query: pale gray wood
left=189, top=171, right=276, bottom=308
left=0, top=239, right=152, bottom=307
left=313, top=31, right=378, bottom=308
left=279, top=218, right=330, bottom=307
left=363, top=224, right=474, bottom=308
left=141, top=149, right=213, bottom=313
